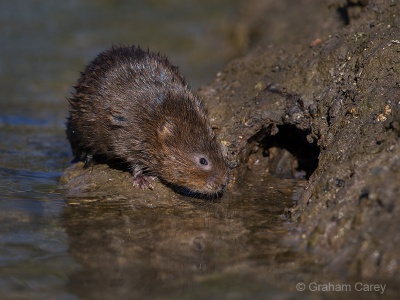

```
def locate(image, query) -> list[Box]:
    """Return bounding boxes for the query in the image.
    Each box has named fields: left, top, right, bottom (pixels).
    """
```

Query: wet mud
left=199, top=0, right=400, bottom=281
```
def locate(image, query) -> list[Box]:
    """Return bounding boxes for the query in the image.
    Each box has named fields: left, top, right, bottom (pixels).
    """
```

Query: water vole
left=66, top=45, right=229, bottom=196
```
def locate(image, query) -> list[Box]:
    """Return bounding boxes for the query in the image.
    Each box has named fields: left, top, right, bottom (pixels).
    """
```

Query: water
left=62, top=173, right=302, bottom=300
left=0, top=1, right=313, bottom=299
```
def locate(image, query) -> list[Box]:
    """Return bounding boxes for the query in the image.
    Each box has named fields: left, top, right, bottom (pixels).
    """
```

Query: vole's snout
left=206, top=173, right=229, bottom=192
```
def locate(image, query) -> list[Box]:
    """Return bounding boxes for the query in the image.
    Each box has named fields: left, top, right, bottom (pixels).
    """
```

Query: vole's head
left=155, top=111, right=229, bottom=197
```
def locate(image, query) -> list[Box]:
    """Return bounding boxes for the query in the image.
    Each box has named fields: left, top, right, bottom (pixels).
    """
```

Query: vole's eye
left=194, top=154, right=211, bottom=170
left=199, top=157, right=208, bottom=165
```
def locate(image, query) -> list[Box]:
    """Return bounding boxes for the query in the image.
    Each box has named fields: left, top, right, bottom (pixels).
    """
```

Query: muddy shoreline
left=200, top=0, right=399, bottom=280
left=61, top=0, right=400, bottom=291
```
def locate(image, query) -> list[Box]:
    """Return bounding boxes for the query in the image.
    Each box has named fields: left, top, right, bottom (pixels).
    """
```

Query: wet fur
left=67, top=46, right=228, bottom=196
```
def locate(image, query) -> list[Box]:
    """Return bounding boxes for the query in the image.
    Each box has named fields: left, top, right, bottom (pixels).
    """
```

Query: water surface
left=63, top=172, right=302, bottom=299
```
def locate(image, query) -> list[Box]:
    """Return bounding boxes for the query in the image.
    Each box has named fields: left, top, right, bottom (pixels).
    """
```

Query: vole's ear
left=157, top=120, right=175, bottom=141
left=109, top=108, right=128, bottom=128
left=109, top=115, right=127, bottom=127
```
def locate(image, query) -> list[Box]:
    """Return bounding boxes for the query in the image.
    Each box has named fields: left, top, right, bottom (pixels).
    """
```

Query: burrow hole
left=247, top=124, right=320, bottom=180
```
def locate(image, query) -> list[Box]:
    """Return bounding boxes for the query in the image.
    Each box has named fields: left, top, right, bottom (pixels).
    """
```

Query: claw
left=133, top=175, right=154, bottom=190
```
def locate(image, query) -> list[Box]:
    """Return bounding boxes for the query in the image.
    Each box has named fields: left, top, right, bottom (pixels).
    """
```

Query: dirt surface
left=199, top=0, right=400, bottom=280
left=62, top=0, right=400, bottom=287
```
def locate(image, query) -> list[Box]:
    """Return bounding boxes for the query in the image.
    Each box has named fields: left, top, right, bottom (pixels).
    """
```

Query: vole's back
left=68, top=46, right=188, bottom=155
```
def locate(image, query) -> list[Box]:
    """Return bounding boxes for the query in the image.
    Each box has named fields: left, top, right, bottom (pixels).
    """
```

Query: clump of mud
left=199, top=0, right=400, bottom=280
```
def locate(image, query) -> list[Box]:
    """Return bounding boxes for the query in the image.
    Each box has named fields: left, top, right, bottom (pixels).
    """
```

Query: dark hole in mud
left=335, top=0, right=368, bottom=26
left=337, top=6, right=351, bottom=25
left=266, top=125, right=320, bottom=179
left=249, top=125, right=320, bottom=180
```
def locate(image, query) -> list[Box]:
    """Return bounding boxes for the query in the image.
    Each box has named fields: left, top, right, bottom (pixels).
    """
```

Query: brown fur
left=66, top=45, right=229, bottom=196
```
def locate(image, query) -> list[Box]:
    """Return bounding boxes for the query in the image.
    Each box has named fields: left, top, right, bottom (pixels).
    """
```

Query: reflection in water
left=64, top=173, right=300, bottom=299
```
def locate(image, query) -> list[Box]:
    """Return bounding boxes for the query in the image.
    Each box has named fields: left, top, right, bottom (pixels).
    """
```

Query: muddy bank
left=199, top=0, right=399, bottom=280
left=61, top=0, right=400, bottom=290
